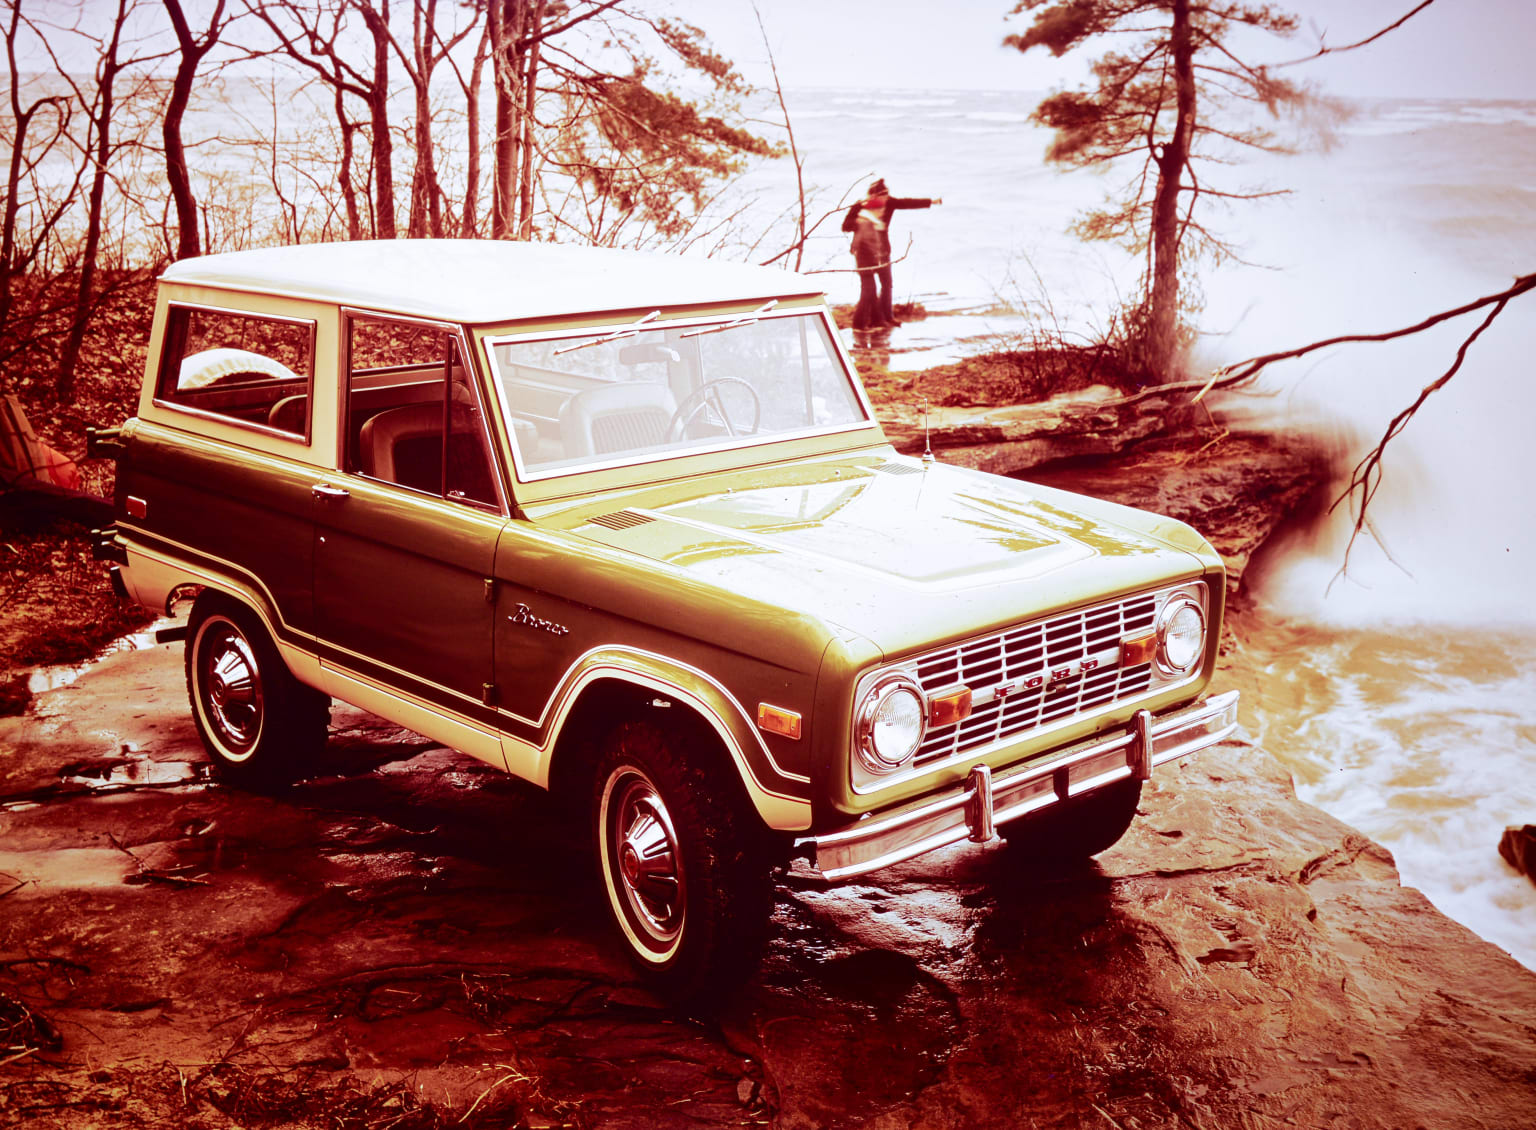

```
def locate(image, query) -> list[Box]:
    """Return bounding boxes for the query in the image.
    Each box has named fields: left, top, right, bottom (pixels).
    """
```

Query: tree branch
left=1328, top=291, right=1507, bottom=577
left=1277, top=1, right=1437, bottom=67
left=1200, top=273, right=1536, bottom=394
left=1180, top=271, right=1536, bottom=573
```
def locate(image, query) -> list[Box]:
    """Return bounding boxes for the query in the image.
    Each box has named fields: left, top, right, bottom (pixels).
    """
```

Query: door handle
left=311, top=483, right=350, bottom=501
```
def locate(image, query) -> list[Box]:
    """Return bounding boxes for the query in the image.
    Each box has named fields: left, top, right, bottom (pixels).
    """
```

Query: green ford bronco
left=92, top=240, right=1238, bottom=997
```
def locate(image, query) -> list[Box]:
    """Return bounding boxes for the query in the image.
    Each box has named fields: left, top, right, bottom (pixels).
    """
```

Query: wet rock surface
left=882, top=387, right=1180, bottom=476
left=883, top=392, right=1333, bottom=601
left=3, top=644, right=1535, bottom=1128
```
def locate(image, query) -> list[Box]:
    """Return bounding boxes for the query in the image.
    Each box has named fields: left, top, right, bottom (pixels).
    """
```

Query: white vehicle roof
left=160, top=239, right=823, bottom=324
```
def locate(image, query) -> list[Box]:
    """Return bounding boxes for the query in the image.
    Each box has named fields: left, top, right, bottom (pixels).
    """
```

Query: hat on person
left=869, top=178, right=888, bottom=195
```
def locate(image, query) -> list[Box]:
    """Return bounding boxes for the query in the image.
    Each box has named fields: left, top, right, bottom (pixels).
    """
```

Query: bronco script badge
left=507, top=603, right=570, bottom=636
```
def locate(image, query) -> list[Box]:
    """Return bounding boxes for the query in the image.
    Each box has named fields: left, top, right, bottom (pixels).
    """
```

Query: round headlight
left=856, top=676, right=925, bottom=773
left=1157, top=597, right=1206, bottom=674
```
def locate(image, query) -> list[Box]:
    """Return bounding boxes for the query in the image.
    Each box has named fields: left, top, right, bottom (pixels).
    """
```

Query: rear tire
left=998, top=777, right=1143, bottom=862
left=593, top=719, right=772, bottom=1003
left=185, top=595, right=329, bottom=789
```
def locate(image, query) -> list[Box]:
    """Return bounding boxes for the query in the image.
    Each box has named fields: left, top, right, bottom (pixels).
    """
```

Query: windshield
left=487, top=310, right=870, bottom=477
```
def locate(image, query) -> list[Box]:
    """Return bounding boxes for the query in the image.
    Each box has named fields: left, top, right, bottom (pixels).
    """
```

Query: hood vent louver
left=873, top=461, right=926, bottom=477
left=589, top=510, right=656, bottom=531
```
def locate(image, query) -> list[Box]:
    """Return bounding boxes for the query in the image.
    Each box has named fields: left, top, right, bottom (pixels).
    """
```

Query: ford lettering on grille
left=909, top=590, right=1173, bottom=769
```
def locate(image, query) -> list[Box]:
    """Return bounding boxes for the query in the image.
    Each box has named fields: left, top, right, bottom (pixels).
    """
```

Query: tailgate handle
left=311, top=483, right=350, bottom=501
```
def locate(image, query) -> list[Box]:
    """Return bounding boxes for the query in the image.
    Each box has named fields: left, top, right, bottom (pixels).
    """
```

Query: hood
left=554, top=454, right=1214, bottom=658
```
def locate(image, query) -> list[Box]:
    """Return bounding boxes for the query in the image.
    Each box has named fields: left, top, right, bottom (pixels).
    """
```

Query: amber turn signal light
left=757, top=703, right=803, bottom=740
left=1120, top=632, right=1157, bottom=667
left=928, top=687, right=973, bottom=728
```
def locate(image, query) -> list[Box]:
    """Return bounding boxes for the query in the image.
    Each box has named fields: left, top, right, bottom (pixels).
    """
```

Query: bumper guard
left=802, top=690, right=1240, bottom=881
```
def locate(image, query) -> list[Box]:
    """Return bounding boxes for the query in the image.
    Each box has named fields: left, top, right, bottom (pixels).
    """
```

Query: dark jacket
left=841, top=195, right=936, bottom=261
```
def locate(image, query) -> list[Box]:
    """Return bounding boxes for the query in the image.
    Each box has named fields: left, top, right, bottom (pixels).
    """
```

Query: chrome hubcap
left=201, top=624, right=263, bottom=753
left=608, top=773, right=684, bottom=945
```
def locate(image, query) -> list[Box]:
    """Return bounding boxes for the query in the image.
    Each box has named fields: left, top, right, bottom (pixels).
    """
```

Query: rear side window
left=154, top=305, right=315, bottom=437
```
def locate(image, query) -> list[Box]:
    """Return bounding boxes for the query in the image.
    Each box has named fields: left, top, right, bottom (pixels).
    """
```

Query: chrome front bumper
left=802, top=690, right=1240, bottom=881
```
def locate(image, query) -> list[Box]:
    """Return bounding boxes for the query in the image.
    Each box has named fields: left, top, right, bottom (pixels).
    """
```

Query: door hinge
left=483, top=578, right=496, bottom=604
left=481, top=682, right=499, bottom=707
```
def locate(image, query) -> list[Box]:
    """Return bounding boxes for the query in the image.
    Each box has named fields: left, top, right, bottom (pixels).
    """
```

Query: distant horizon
left=669, top=0, right=1536, bottom=105
left=17, top=67, right=1535, bottom=106
left=770, top=84, right=1536, bottom=103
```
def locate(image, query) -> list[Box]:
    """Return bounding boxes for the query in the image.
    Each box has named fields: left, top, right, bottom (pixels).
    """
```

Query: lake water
left=738, top=88, right=1536, bottom=969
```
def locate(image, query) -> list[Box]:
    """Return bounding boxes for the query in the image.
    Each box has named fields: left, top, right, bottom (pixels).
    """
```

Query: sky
left=24, top=1, right=1536, bottom=101
left=665, top=0, right=1536, bottom=101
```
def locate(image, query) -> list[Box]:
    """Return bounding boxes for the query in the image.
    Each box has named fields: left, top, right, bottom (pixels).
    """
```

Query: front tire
left=593, top=719, right=772, bottom=1002
left=185, top=595, right=329, bottom=789
left=998, top=777, right=1143, bottom=862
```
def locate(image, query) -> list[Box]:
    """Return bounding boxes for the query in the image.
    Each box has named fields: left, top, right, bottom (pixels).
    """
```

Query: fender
left=514, top=645, right=814, bottom=832
left=119, top=530, right=325, bottom=690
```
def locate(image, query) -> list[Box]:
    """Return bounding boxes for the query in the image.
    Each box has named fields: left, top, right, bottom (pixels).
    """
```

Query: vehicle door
left=145, top=301, right=321, bottom=638
left=313, top=311, right=509, bottom=765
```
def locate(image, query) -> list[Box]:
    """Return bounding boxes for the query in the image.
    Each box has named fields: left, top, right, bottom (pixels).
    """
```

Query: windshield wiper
left=553, top=309, right=661, bottom=355
left=680, top=299, right=778, bottom=339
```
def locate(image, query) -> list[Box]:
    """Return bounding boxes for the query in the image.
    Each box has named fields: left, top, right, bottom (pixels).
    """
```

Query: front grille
left=911, top=592, right=1158, bottom=768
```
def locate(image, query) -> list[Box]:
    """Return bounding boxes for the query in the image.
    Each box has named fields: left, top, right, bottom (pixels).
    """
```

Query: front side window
left=155, top=305, right=314, bottom=436
left=344, top=315, right=499, bottom=508
left=488, top=309, right=869, bottom=477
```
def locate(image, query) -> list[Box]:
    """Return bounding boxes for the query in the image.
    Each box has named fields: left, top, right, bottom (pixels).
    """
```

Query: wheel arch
left=539, top=658, right=811, bottom=834
left=125, top=541, right=322, bottom=689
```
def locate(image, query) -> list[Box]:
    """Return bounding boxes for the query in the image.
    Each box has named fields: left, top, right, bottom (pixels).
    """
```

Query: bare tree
left=51, top=0, right=141, bottom=401
left=484, top=2, right=777, bottom=244
left=161, top=0, right=229, bottom=260
left=249, top=0, right=398, bottom=239
left=444, top=11, right=492, bottom=236
left=1, top=1, right=77, bottom=332
left=377, top=0, right=481, bottom=237
left=487, top=0, right=550, bottom=238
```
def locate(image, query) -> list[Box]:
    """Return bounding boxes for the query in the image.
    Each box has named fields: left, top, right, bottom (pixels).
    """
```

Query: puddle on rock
left=62, top=757, right=209, bottom=791
left=24, top=618, right=183, bottom=696
left=0, top=755, right=216, bottom=809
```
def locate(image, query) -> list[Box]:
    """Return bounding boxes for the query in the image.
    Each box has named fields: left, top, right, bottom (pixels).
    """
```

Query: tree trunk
left=358, top=3, right=396, bottom=239
left=1, top=118, right=28, bottom=328
left=332, top=86, right=362, bottom=239
left=405, top=0, right=438, bottom=238
left=516, top=9, right=544, bottom=241
left=1146, top=0, right=1195, bottom=380
left=408, top=81, right=437, bottom=236
left=0, top=3, right=22, bottom=325
left=461, top=22, right=490, bottom=236
left=161, top=0, right=222, bottom=262
left=489, top=0, right=526, bottom=239
left=57, top=1, right=126, bottom=402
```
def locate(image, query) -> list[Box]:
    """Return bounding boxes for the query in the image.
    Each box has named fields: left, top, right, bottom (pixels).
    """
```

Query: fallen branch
left=1199, top=272, right=1536, bottom=396
left=1330, top=289, right=1512, bottom=576
left=1192, top=271, right=1536, bottom=572
left=1278, top=2, right=1437, bottom=67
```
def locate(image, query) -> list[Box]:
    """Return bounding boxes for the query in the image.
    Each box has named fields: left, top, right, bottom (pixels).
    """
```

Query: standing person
left=842, top=178, right=942, bottom=331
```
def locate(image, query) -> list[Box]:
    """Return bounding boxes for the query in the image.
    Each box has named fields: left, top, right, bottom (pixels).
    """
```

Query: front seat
left=560, top=382, right=677, bottom=459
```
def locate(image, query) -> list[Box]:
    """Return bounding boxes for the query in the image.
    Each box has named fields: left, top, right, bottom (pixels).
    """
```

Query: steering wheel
left=665, top=378, right=761, bottom=443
